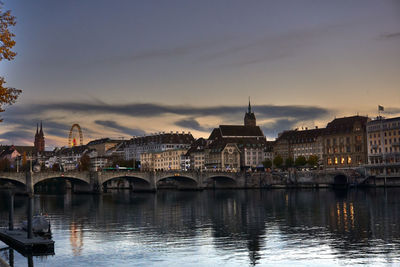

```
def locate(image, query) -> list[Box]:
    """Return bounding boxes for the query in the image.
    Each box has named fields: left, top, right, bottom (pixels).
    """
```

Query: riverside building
left=323, top=115, right=369, bottom=168
left=367, top=116, right=400, bottom=177
left=124, top=132, right=195, bottom=161
left=206, top=100, right=267, bottom=170
left=140, top=148, right=188, bottom=171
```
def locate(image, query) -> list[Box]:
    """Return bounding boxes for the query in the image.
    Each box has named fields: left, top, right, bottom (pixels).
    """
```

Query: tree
left=0, top=6, right=21, bottom=121
left=273, top=155, right=283, bottom=169
left=262, top=159, right=272, bottom=169
left=295, top=155, right=307, bottom=167
left=285, top=157, right=294, bottom=168
left=0, top=158, right=10, bottom=171
left=307, top=155, right=319, bottom=167
left=78, top=154, right=91, bottom=171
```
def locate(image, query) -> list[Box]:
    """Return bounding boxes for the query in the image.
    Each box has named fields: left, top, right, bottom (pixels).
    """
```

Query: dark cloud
left=0, top=130, right=33, bottom=144
left=1, top=101, right=331, bottom=144
left=95, top=120, right=145, bottom=136
left=379, top=32, right=400, bottom=40
left=175, top=118, right=211, bottom=132
left=7, top=102, right=330, bottom=121
left=260, top=119, right=299, bottom=139
left=383, top=107, right=400, bottom=115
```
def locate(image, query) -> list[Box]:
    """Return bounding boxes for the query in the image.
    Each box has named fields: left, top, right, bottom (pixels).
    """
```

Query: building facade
left=140, top=148, right=188, bottom=171
left=207, top=100, right=267, bottom=169
left=323, top=116, right=369, bottom=168
left=124, top=132, right=195, bottom=161
left=204, top=142, right=241, bottom=171
left=273, top=128, right=324, bottom=164
left=367, top=116, right=400, bottom=177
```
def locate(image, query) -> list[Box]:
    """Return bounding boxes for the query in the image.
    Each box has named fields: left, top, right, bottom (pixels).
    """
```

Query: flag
left=378, top=105, right=384, bottom=111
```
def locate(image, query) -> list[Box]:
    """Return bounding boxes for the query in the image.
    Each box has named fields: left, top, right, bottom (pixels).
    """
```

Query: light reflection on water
left=0, top=188, right=400, bottom=266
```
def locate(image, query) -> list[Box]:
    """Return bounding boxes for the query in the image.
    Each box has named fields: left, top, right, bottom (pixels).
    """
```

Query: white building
left=124, top=132, right=195, bottom=161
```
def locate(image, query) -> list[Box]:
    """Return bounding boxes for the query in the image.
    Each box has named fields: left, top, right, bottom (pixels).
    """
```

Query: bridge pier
left=149, top=172, right=157, bottom=192
left=90, top=172, right=101, bottom=194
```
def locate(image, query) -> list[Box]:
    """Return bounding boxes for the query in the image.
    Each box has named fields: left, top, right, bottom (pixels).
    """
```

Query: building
left=274, top=128, right=324, bottom=164
left=124, top=132, right=195, bottom=161
left=185, top=138, right=207, bottom=171
left=207, top=100, right=267, bottom=169
left=87, top=138, right=122, bottom=157
left=204, top=142, right=241, bottom=171
left=34, top=122, right=45, bottom=153
left=264, top=141, right=275, bottom=162
left=323, top=115, right=369, bottom=168
left=367, top=116, right=400, bottom=177
left=140, top=148, right=188, bottom=171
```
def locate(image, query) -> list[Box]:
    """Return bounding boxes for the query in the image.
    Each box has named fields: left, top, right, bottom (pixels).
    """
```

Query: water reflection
left=0, top=188, right=400, bottom=266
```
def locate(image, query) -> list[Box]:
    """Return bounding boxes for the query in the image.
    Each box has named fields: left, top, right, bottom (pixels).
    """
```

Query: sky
left=0, top=0, right=399, bottom=149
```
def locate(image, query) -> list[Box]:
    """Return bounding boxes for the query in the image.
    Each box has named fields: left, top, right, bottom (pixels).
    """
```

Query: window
left=341, top=157, right=345, bottom=164
left=328, top=158, right=332, bottom=165
left=334, top=157, right=338, bottom=165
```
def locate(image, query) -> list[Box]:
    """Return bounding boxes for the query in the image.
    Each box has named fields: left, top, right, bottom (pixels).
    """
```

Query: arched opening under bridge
left=34, top=176, right=90, bottom=194
left=207, top=176, right=237, bottom=189
left=102, top=176, right=152, bottom=192
left=157, top=176, right=198, bottom=190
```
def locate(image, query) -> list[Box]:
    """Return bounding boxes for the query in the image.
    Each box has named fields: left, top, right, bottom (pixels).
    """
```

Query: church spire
left=248, top=97, right=252, bottom=113
left=36, top=123, right=39, bottom=135
left=244, top=97, right=256, bottom=127
left=39, top=121, right=43, bottom=135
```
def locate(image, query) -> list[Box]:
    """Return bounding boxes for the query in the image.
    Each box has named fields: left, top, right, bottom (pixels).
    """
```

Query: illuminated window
left=347, top=156, right=352, bottom=164
left=328, top=158, right=332, bottom=165
left=341, top=157, right=345, bottom=164
left=334, top=157, right=338, bottom=165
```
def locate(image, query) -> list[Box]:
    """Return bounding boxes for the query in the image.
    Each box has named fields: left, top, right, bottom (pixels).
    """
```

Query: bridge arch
left=34, top=175, right=90, bottom=186
left=0, top=177, right=26, bottom=188
left=206, top=175, right=237, bottom=188
left=333, top=174, right=348, bottom=187
left=156, top=174, right=198, bottom=189
left=101, top=175, right=151, bottom=191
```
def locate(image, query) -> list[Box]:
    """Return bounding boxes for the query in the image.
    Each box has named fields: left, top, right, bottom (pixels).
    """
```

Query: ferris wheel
left=68, top=124, right=83, bottom=147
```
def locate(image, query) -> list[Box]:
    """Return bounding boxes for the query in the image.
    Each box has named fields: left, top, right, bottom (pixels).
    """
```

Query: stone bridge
left=0, top=168, right=368, bottom=193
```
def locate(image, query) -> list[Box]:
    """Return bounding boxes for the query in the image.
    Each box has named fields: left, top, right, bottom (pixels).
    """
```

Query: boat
left=21, top=215, right=51, bottom=237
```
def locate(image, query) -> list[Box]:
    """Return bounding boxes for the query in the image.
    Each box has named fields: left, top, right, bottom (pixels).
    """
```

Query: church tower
left=34, top=121, right=45, bottom=153
left=244, top=98, right=256, bottom=127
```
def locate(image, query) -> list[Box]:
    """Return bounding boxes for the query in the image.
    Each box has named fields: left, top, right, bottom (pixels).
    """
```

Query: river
left=1, top=188, right=400, bottom=266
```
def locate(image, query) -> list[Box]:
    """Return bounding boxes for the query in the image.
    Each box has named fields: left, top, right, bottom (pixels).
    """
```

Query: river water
left=0, top=188, right=400, bottom=266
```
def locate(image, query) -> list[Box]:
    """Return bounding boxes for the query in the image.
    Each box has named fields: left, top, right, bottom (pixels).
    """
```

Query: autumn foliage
left=0, top=5, right=21, bottom=121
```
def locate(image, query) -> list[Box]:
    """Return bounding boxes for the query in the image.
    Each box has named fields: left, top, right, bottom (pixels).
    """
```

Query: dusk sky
left=0, top=0, right=399, bottom=149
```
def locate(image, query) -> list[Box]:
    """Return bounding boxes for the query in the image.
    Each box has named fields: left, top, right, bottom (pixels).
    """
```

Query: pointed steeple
left=244, top=97, right=256, bottom=127
left=36, top=123, right=39, bottom=135
left=39, top=121, right=43, bottom=135
left=248, top=97, right=252, bottom=113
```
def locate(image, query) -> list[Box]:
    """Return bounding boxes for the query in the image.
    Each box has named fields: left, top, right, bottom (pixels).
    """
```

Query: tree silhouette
left=0, top=5, right=21, bottom=121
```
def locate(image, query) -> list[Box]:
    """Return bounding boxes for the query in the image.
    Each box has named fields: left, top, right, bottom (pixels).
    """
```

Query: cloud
left=260, top=119, right=299, bottom=139
left=1, top=101, right=331, bottom=145
left=85, top=36, right=233, bottom=67
left=174, top=118, right=211, bottom=132
left=198, top=23, right=345, bottom=67
left=379, top=32, right=400, bottom=40
left=0, top=130, right=33, bottom=144
left=6, top=102, right=330, bottom=121
left=382, top=107, right=400, bottom=115
left=95, top=120, right=146, bottom=136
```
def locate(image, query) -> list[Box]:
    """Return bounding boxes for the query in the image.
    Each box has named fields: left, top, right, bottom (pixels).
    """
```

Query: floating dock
left=0, top=229, right=54, bottom=256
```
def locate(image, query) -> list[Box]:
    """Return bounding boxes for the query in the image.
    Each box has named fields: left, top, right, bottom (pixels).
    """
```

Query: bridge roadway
left=0, top=169, right=370, bottom=192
